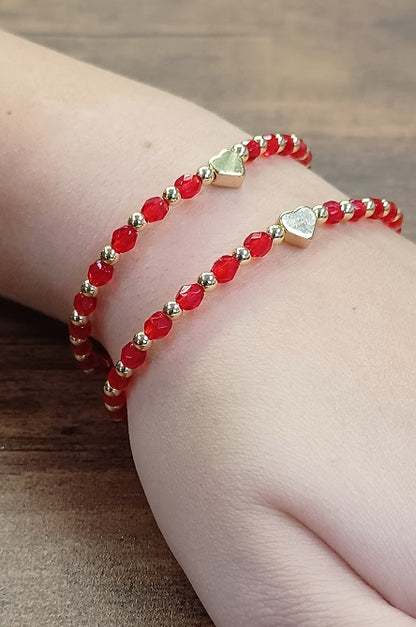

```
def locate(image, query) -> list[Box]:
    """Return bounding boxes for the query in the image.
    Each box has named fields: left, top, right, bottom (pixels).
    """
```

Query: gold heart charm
left=280, top=206, right=317, bottom=247
left=209, top=149, right=245, bottom=188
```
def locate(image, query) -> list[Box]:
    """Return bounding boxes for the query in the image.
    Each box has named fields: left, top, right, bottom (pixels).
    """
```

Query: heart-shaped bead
left=280, top=206, right=317, bottom=247
left=209, top=149, right=245, bottom=188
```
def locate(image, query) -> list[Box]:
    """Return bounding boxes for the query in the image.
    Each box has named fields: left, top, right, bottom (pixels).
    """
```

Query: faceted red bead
left=121, top=342, right=147, bottom=369
left=104, top=391, right=126, bottom=408
left=324, top=201, right=344, bottom=224
left=68, top=320, right=91, bottom=340
left=350, top=199, right=367, bottom=221
left=369, top=198, right=385, bottom=220
left=279, top=134, right=294, bottom=156
left=302, top=152, right=312, bottom=167
left=382, top=201, right=398, bottom=224
left=245, top=139, right=261, bottom=161
left=294, top=139, right=308, bottom=160
left=141, top=196, right=169, bottom=222
left=107, top=367, right=131, bottom=390
left=211, top=255, right=240, bottom=283
left=243, top=231, right=273, bottom=257
left=176, top=283, right=205, bottom=310
left=88, top=260, right=114, bottom=286
left=111, top=225, right=137, bottom=253
left=73, top=292, right=97, bottom=316
left=70, top=339, right=92, bottom=356
left=263, top=134, right=278, bottom=157
left=144, top=311, right=173, bottom=339
left=174, top=174, right=202, bottom=199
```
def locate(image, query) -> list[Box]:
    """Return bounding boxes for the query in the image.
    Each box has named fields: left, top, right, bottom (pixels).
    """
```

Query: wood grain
left=0, top=2, right=415, bottom=625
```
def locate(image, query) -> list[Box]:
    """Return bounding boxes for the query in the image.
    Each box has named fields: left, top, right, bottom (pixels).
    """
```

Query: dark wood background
left=1, top=2, right=415, bottom=625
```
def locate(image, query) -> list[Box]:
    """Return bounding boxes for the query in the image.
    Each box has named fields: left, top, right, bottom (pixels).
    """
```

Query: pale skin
left=1, top=31, right=416, bottom=626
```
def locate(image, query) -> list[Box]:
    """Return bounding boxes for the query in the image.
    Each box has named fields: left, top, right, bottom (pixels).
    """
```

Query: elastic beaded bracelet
left=68, top=133, right=312, bottom=373
left=104, top=197, right=403, bottom=420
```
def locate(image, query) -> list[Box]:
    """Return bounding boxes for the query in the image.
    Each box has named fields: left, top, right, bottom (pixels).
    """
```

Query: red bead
left=294, top=139, right=308, bottom=160
left=302, top=152, right=312, bottom=167
left=382, top=201, right=398, bottom=224
left=88, top=260, right=114, bottom=286
left=176, top=283, right=205, bottom=310
left=350, top=199, right=367, bottom=221
left=68, top=321, right=91, bottom=340
left=369, top=198, right=385, bottom=220
left=324, top=201, right=344, bottom=224
left=71, top=339, right=92, bottom=356
left=245, top=139, right=261, bottom=161
left=104, top=391, right=126, bottom=408
left=279, top=134, right=294, bottom=156
left=174, top=174, right=202, bottom=199
left=107, top=367, right=131, bottom=390
left=243, top=231, right=273, bottom=257
left=144, top=311, right=173, bottom=339
left=263, top=134, right=278, bottom=157
left=111, top=225, right=137, bottom=253
left=141, top=196, right=169, bottom=222
left=211, top=255, right=240, bottom=283
left=73, top=292, right=97, bottom=316
left=121, top=342, right=147, bottom=369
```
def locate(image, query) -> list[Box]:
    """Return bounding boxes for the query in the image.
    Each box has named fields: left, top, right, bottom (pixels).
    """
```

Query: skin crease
left=1, top=31, right=416, bottom=626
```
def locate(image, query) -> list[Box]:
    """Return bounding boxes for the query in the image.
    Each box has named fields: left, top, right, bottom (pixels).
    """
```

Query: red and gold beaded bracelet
left=68, top=133, right=312, bottom=373
left=103, top=197, right=403, bottom=420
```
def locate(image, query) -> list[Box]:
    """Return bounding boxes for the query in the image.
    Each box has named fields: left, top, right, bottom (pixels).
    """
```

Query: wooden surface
left=0, top=2, right=415, bottom=625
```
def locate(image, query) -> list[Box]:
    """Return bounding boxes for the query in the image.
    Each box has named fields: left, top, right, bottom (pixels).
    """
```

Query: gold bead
left=74, top=351, right=92, bottom=362
left=253, top=135, right=267, bottom=155
left=128, top=212, right=147, bottom=231
left=100, top=246, right=119, bottom=265
left=198, top=272, right=217, bottom=291
left=70, top=335, right=86, bottom=346
left=313, top=204, right=329, bottom=223
left=340, top=200, right=354, bottom=221
left=103, top=381, right=122, bottom=397
left=381, top=199, right=391, bottom=218
left=80, top=279, right=98, bottom=298
left=115, top=360, right=133, bottom=378
left=362, top=198, right=375, bottom=217
left=231, top=143, right=249, bottom=162
left=267, top=224, right=285, bottom=242
left=104, top=402, right=124, bottom=413
left=275, top=133, right=286, bottom=153
left=290, top=134, right=301, bottom=153
left=163, top=186, right=181, bottom=205
left=163, top=301, right=182, bottom=319
left=133, top=331, right=152, bottom=351
left=197, top=165, right=215, bottom=185
left=233, top=246, right=251, bottom=264
left=70, top=310, right=88, bottom=326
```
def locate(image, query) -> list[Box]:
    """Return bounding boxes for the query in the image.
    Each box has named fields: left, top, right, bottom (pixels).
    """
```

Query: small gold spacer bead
left=163, top=186, right=181, bottom=205
left=313, top=204, right=329, bottom=223
left=362, top=198, right=376, bottom=217
left=381, top=199, right=391, bottom=218
left=105, top=402, right=124, bottom=413
left=232, top=143, right=249, bottom=162
left=115, top=360, right=133, bottom=378
left=290, top=134, right=301, bottom=153
left=128, top=212, right=147, bottom=231
left=70, top=310, right=88, bottom=326
left=103, top=381, right=122, bottom=397
left=80, top=279, right=98, bottom=298
left=197, top=165, right=215, bottom=185
left=275, top=133, right=286, bottom=153
left=253, top=135, right=267, bottom=155
left=100, top=246, right=119, bottom=265
left=69, top=335, right=86, bottom=346
left=198, top=272, right=217, bottom=291
left=163, top=301, right=182, bottom=319
left=133, top=331, right=152, bottom=351
left=74, top=352, right=92, bottom=362
left=267, top=224, right=285, bottom=242
left=233, top=246, right=251, bottom=264
left=340, top=200, right=355, bottom=221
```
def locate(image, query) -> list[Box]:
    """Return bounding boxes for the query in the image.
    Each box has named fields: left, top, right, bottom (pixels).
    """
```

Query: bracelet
left=103, top=197, right=403, bottom=420
left=68, top=132, right=312, bottom=373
